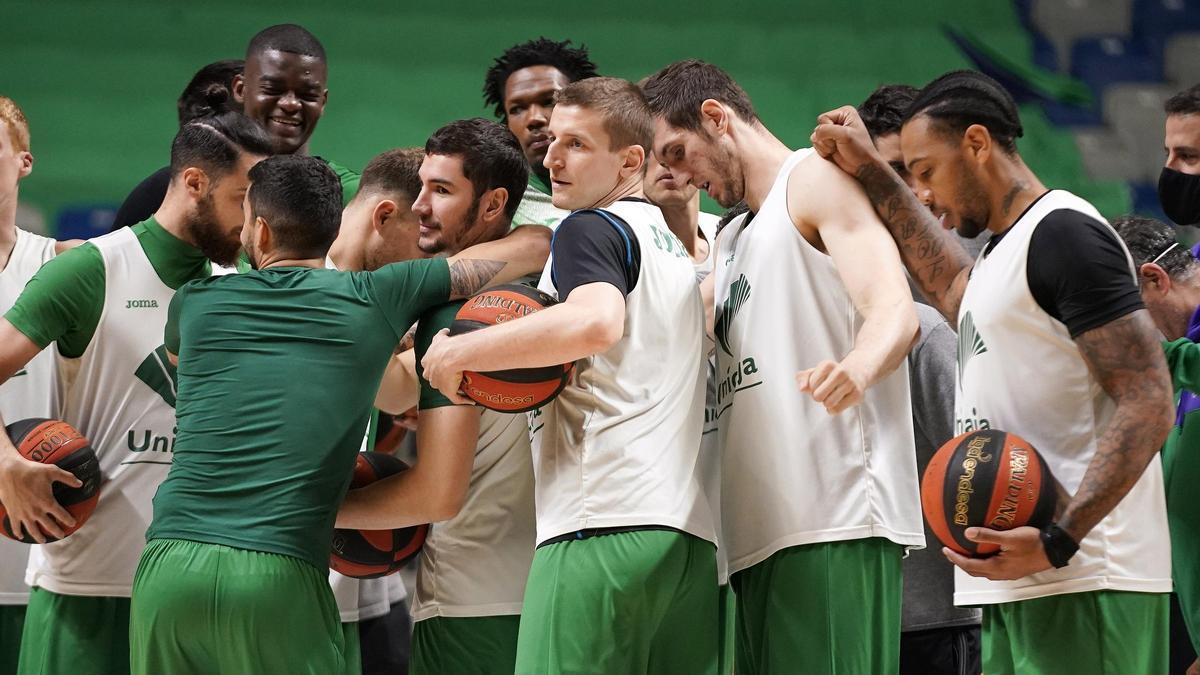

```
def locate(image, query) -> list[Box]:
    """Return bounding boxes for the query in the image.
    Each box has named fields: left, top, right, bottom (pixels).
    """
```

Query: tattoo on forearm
left=854, top=162, right=972, bottom=318
left=1061, top=310, right=1173, bottom=541
left=448, top=259, right=507, bottom=299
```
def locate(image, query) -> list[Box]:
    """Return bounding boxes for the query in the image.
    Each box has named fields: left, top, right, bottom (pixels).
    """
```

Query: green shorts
left=1, top=604, right=26, bottom=675
left=515, top=529, right=718, bottom=675
left=717, top=584, right=735, bottom=675
left=731, top=537, right=904, bottom=675
left=17, top=588, right=129, bottom=675
left=411, top=615, right=519, bottom=675
left=341, top=621, right=361, bottom=675
left=130, top=538, right=345, bottom=675
left=983, top=590, right=1167, bottom=674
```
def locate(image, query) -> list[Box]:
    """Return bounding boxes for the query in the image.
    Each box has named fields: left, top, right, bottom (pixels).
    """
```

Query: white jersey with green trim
left=953, top=190, right=1171, bottom=605
left=714, top=149, right=923, bottom=576
left=0, top=228, right=59, bottom=605
left=25, top=227, right=180, bottom=597
left=513, top=181, right=569, bottom=230
left=694, top=212, right=727, bottom=584
left=531, top=199, right=713, bottom=545
left=411, top=410, right=535, bottom=620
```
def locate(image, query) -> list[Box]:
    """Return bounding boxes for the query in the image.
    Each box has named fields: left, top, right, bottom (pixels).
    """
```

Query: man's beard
left=418, top=200, right=481, bottom=256
left=185, top=195, right=241, bottom=267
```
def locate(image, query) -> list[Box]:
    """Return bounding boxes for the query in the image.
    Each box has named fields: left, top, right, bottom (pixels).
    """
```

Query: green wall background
left=0, top=0, right=1129, bottom=228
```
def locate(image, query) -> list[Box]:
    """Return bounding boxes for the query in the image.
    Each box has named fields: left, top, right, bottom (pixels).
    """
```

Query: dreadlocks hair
left=483, top=38, right=598, bottom=120
left=903, top=70, right=1024, bottom=154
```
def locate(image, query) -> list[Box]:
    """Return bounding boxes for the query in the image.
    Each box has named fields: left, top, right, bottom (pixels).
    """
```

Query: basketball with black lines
left=921, top=429, right=1058, bottom=557
left=330, top=452, right=428, bottom=578
left=450, top=284, right=574, bottom=413
left=0, top=418, right=102, bottom=543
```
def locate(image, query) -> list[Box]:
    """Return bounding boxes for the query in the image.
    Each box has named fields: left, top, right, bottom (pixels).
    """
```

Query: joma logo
left=126, top=299, right=159, bottom=309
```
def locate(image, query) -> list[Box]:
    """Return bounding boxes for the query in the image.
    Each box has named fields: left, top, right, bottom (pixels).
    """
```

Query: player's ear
left=700, top=99, right=728, bottom=136
left=180, top=167, right=209, bottom=199
left=232, top=74, right=246, bottom=105
left=619, top=144, right=645, bottom=180
left=371, top=199, right=397, bottom=235
left=16, top=151, right=32, bottom=179
left=481, top=188, right=508, bottom=224
left=963, top=124, right=991, bottom=165
left=255, top=215, right=273, bottom=251
left=1140, top=262, right=1172, bottom=295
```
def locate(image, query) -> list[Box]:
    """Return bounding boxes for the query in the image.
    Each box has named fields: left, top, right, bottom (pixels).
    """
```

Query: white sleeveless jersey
left=694, top=212, right=728, bottom=584
left=953, top=190, right=1171, bottom=604
left=26, top=227, right=181, bottom=597
left=715, top=149, right=923, bottom=575
left=412, top=410, right=535, bottom=620
left=0, top=229, right=59, bottom=604
left=324, top=255, right=405, bottom=623
left=531, top=199, right=713, bottom=544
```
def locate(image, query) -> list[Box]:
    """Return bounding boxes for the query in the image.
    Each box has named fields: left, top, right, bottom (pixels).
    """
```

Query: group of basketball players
left=1, top=20, right=1199, bottom=675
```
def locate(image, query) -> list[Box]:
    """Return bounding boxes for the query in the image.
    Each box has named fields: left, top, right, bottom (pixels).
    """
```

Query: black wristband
left=1040, top=523, right=1079, bottom=568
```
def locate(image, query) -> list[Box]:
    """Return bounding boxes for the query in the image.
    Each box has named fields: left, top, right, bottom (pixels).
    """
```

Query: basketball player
left=484, top=37, right=597, bottom=227
left=858, top=83, right=982, bottom=675
left=1110, top=214, right=1200, bottom=674
left=641, top=60, right=921, bottom=674
left=812, top=69, right=1175, bottom=674
left=0, top=97, right=79, bottom=675
left=111, top=59, right=245, bottom=230
left=328, top=147, right=433, bottom=675
left=1161, top=84, right=1200, bottom=228
left=0, top=111, right=272, bottom=675
left=337, top=118, right=537, bottom=675
left=128, top=154, right=547, bottom=674
left=422, top=77, right=717, bottom=674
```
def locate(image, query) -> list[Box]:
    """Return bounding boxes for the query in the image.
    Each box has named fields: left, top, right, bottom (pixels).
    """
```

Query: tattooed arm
left=811, top=106, right=974, bottom=323
left=443, top=225, right=551, bottom=299
left=945, top=310, right=1174, bottom=580
left=1058, top=310, right=1174, bottom=541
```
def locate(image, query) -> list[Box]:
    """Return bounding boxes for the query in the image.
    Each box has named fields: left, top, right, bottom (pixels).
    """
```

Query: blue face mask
left=1158, top=166, right=1200, bottom=226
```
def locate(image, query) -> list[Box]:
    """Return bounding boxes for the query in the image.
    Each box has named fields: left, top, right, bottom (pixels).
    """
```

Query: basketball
left=0, top=418, right=102, bottom=543
left=330, top=451, right=429, bottom=578
left=449, top=284, right=574, bottom=413
left=921, top=429, right=1058, bottom=557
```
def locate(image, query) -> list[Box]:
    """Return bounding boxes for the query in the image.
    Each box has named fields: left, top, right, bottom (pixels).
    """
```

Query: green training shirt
left=323, top=158, right=361, bottom=207
left=147, top=258, right=451, bottom=570
left=4, top=217, right=210, bottom=357
left=1161, top=336, right=1200, bottom=652
left=415, top=302, right=465, bottom=410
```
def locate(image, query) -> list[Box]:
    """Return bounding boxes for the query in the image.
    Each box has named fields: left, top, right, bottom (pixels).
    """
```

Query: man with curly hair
left=482, top=37, right=598, bottom=228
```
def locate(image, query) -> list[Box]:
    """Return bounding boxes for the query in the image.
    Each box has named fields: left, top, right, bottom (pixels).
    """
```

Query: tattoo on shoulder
left=448, top=259, right=507, bottom=299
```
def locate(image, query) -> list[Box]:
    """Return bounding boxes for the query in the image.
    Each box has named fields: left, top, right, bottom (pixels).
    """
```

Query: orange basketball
left=0, top=418, right=102, bottom=543
left=330, top=452, right=428, bottom=578
left=449, top=284, right=573, bottom=413
left=921, top=429, right=1057, bottom=557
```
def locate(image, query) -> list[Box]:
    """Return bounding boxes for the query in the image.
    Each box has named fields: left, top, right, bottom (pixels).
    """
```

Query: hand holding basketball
left=796, top=360, right=866, bottom=414
left=810, top=105, right=882, bottom=178
left=422, top=329, right=472, bottom=405
left=0, top=451, right=81, bottom=544
left=942, top=526, right=1053, bottom=581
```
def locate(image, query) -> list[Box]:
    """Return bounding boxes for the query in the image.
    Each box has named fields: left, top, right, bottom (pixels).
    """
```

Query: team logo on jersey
left=715, top=274, right=751, bottom=356
left=126, top=299, right=160, bottom=309
left=957, top=311, right=987, bottom=387
left=11, top=368, right=27, bottom=377
left=133, top=344, right=178, bottom=408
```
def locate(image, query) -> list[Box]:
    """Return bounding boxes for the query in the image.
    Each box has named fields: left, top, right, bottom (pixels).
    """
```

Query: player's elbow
left=579, top=312, right=624, bottom=354
left=426, top=486, right=467, bottom=522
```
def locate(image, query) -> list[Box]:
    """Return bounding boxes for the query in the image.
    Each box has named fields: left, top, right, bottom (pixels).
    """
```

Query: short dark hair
left=169, top=111, right=274, bottom=181
left=1111, top=214, right=1196, bottom=278
left=246, top=24, right=326, bottom=61
left=641, top=59, right=758, bottom=133
left=177, top=60, right=244, bottom=125
left=1166, top=84, right=1200, bottom=116
left=859, top=84, right=919, bottom=140
left=483, top=38, right=598, bottom=120
left=903, top=70, right=1024, bottom=154
left=556, top=78, right=653, bottom=153
left=247, top=155, right=342, bottom=258
left=425, top=118, right=528, bottom=220
left=357, top=148, right=425, bottom=203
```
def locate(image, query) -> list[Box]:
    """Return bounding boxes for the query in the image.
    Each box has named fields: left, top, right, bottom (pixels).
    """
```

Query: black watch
left=1040, top=523, right=1079, bottom=569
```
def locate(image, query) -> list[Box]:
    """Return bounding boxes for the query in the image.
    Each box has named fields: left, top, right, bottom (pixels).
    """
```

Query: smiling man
left=483, top=38, right=598, bottom=228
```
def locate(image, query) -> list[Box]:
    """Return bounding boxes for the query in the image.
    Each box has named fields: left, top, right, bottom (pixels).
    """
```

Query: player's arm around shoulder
left=786, top=155, right=919, bottom=414
left=444, top=225, right=551, bottom=299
